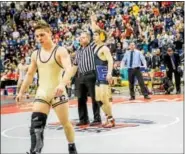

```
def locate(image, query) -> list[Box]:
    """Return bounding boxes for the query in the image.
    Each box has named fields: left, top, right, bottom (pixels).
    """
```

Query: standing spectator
left=16, top=58, right=29, bottom=98
left=121, top=42, right=151, bottom=100
left=0, top=58, right=4, bottom=72
left=174, top=33, right=184, bottom=54
left=145, top=52, right=152, bottom=69
left=164, top=47, right=181, bottom=94
left=115, top=43, right=124, bottom=61
left=149, top=34, right=159, bottom=52
left=152, top=49, right=162, bottom=70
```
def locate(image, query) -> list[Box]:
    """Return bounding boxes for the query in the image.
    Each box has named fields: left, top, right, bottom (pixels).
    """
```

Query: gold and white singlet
left=35, top=45, right=67, bottom=104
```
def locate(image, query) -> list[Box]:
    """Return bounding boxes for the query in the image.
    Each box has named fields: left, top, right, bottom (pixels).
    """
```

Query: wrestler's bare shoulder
left=31, top=50, right=38, bottom=60
left=56, top=46, right=68, bottom=55
left=100, top=45, right=110, bottom=54
left=102, top=46, right=110, bottom=51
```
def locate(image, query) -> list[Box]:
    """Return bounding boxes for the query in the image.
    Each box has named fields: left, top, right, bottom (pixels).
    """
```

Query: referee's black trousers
left=128, top=67, right=148, bottom=97
left=77, top=71, right=101, bottom=122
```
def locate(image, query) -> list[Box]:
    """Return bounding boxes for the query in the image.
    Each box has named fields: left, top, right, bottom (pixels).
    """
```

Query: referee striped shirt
left=74, top=42, right=96, bottom=73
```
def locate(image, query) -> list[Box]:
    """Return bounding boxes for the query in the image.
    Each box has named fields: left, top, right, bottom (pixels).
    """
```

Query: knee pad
left=30, top=112, right=47, bottom=153
left=97, top=101, right=103, bottom=107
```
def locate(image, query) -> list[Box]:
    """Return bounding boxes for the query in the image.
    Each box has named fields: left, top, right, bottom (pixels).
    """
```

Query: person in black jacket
left=174, top=33, right=184, bottom=54
left=0, top=58, right=4, bottom=73
left=163, top=47, right=181, bottom=94
left=112, top=63, right=121, bottom=86
left=144, top=52, right=152, bottom=69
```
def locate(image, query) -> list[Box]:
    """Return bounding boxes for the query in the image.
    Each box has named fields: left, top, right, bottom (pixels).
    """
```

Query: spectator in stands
left=121, top=42, right=151, bottom=100
left=115, top=42, right=124, bottom=61
left=0, top=59, right=4, bottom=72
left=174, top=33, right=184, bottom=54
left=152, top=49, right=162, bottom=70
left=164, top=47, right=181, bottom=94
left=145, top=52, right=152, bottom=69
left=112, top=63, right=121, bottom=86
left=0, top=1, right=184, bottom=97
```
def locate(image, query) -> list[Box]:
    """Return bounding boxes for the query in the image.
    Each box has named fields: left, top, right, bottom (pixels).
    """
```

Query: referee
left=70, top=31, right=101, bottom=126
left=121, top=42, right=151, bottom=100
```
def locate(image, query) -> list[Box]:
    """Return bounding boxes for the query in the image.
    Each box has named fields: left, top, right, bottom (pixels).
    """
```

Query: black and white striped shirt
left=74, top=42, right=96, bottom=73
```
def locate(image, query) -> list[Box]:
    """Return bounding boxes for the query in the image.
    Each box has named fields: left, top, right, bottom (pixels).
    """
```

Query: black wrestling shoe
left=69, top=143, right=77, bottom=154
left=26, top=151, right=36, bottom=154
left=129, top=96, right=135, bottom=100
left=26, top=150, right=41, bottom=154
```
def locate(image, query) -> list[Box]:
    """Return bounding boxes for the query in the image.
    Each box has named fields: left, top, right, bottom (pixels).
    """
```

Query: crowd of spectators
left=0, top=2, right=184, bottom=88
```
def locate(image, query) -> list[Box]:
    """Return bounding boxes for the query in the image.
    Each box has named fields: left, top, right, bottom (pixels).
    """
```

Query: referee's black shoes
left=89, top=120, right=102, bottom=126
left=144, top=95, right=151, bottom=99
left=129, top=95, right=151, bottom=100
left=76, top=121, right=90, bottom=126
left=129, top=96, right=135, bottom=100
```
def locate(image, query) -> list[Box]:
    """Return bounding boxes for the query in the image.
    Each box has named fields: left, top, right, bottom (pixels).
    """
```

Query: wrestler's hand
left=66, top=80, right=71, bottom=88
left=16, top=93, right=23, bottom=107
left=106, top=74, right=113, bottom=85
left=54, top=84, right=66, bottom=97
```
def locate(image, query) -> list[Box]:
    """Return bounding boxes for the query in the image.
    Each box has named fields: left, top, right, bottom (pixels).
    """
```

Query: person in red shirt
left=122, top=14, right=130, bottom=24
left=109, top=2, right=116, bottom=9
left=6, top=69, right=16, bottom=81
left=153, top=8, right=160, bottom=16
left=97, top=19, right=105, bottom=29
left=112, top=27, right=121, bottom=39
left=4, top=69, right=17, bottom=95
left=125, top=23, right=134, bottom=39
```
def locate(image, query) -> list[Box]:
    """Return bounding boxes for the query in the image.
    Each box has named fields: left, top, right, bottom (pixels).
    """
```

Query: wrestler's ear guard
left=99, top=31, right=107, bottom=42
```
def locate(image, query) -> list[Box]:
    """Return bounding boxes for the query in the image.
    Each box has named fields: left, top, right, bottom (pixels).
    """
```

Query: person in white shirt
left=16, top=58, right=29, bottom=98
left=121, top=42, right=151, bottom=100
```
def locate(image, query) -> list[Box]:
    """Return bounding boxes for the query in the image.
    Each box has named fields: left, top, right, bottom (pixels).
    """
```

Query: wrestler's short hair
left=34, top=20, right=51, bottom=31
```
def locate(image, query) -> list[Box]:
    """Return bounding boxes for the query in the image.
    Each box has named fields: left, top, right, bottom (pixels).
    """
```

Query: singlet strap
left=39, top=45, right=58, bottom=63
left=95, top=45, right=104, bottom=54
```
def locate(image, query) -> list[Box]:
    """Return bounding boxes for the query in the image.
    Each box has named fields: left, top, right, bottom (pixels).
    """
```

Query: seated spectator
left=115, top=43, right=124, bottom=61
left=152, top=49, right=162, bottom=70
left=112, top=63, right=121, bottom=86
left=1, top=69, right=17, bottom=89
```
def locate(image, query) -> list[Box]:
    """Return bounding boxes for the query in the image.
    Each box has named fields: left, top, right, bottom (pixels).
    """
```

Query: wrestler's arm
left=103, top=46, right=113, bottom=76
left=59, top=47, right=77, bottom=86
left=90, top=12, right=100, bottom=31
left=70, top=65, right=78, bottom=79
left=19, top=52, right=37, bottom=94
